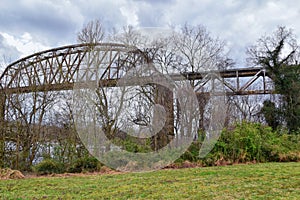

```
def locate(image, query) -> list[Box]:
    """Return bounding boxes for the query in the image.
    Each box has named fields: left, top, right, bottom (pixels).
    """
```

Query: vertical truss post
left=211, top=74, right=215, bottom=91
left=263, top=69, right=266, bottom=93
left=236, top=70, right=240, bottom=91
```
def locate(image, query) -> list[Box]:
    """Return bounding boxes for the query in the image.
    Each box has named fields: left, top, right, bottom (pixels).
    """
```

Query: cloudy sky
left=1, top=0, right=300, bottom=71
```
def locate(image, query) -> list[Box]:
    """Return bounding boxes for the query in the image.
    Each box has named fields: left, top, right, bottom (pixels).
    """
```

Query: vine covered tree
left=247, top=26, right=300, bottom=132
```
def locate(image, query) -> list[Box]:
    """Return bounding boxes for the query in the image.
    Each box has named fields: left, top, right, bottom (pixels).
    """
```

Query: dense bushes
left=34, top=156, right=103, bottom=175
left=68, top=156, right=102, bottom=173
left=179, top=121, right=300, bottom=166
left=33, top=121, right=300, bottom=174
left=34, top=159, right=65, bottom=175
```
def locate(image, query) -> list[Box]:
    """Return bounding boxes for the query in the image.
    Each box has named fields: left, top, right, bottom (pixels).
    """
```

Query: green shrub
left=34, top=159, right=65, bottom=175
left=117, top=137, right=152, bottom=153
left=179, top=141, right=200, bottom=162
left=193, top=121, right=300, bottom=165
left=68, top=156, right=102, bottom=173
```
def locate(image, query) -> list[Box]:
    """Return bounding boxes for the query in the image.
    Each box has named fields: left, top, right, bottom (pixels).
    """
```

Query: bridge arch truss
left=0, top=43, right=143, bottom=94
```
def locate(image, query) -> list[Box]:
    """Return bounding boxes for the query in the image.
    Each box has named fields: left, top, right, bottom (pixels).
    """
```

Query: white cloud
left=0, top=32, right=49, bottom=58
left=120, top=3, right=139, bottom=27
left=0, top=33, right=20, bottom=72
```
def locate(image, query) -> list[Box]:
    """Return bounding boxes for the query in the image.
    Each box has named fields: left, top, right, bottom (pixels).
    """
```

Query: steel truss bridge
left=0, top=42, right=274, bottom=135
left=0, top=43, right=272, bottom=96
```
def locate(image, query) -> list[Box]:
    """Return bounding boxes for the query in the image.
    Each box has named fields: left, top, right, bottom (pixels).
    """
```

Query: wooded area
left=0, top=20, right=299, bottom=172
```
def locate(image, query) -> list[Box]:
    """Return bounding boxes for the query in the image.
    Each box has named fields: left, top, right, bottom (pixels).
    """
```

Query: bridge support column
left=152, top=84, right=174, bottom=151
left=196, top=92, right=209, bottom=139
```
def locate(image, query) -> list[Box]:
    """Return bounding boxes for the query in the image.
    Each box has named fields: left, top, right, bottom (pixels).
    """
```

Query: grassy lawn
left=0, top=162, right=299, bottom=199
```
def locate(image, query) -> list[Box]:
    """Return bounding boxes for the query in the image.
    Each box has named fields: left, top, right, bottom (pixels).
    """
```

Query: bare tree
left=228, top=95, right=263, bottom=122
left=111, top=25, right=145, bottom=46
left=172, top=24, right=227, bottom=74
left=4, top=88, right=55, bottom=170
left=171, top=24, right=230, bottom=134
left=76, top=21, right=147, bottom=153
left=77, top=19, right=105, bottom=44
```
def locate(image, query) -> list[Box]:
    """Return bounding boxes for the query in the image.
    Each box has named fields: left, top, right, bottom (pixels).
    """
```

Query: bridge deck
left=0, top=67, right=272, bottom=95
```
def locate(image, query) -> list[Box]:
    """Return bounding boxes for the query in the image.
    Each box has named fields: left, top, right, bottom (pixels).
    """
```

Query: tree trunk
left=0, top=94, right=6, bottom=168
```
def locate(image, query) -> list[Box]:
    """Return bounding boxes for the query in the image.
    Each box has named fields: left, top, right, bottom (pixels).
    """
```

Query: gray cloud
left=154, top=0, right=300, bottom=65
left=73, top=0, right=127, bottom=30
left=133, top=0, right=174, bottom=3
left=1, top=0, right=300, bottom=67
left=0, top=0, right=83, bottom=45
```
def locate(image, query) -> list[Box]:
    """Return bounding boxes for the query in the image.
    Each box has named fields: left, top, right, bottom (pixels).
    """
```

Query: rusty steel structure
left=0, top=42, right=275, bottom=122
left=0, top=42, right=274, bottom=135
left=181, top=67, right=272, bottom=95
left=0, top=43, right=144, bottom=94
left=0, top=43, right=273, bottom=137
left=0, top=43, right=274, bottom=132
left=0, top=43, right=272, bottom=95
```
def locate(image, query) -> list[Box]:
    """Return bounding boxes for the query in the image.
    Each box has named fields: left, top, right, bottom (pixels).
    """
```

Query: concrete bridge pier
left=152, top=84, right=174, bottom=151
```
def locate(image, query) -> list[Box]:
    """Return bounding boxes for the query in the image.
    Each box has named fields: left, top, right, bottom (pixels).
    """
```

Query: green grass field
left=1, top=162, right=300, bottom=199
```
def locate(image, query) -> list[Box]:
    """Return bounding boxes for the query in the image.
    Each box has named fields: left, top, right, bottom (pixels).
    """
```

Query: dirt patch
left=22, top=166, right=122, bottom=179
left=0, top=168, right=25, bottom=180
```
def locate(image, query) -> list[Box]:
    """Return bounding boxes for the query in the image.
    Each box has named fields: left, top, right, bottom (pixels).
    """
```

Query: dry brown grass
left=0, top=168, right=25, bottom=180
